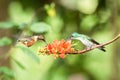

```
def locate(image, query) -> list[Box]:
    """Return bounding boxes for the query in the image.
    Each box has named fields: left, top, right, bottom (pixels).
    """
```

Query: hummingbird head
left=17, top=38, right=29, bottom=42
left=68, top=32, right=80, bottom=40
left=70, top=32, right=87, bottom=40
left=17, top=38, right=31, bottom=47
left=71, top=32, right=81, bottom=38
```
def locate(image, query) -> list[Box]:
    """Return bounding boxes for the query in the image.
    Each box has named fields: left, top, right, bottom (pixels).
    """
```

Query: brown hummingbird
left=17, top=35, right=47, bottom=47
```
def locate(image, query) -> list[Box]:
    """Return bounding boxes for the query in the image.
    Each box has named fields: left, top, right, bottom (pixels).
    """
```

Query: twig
left=69, top=34, right=120, bottom=54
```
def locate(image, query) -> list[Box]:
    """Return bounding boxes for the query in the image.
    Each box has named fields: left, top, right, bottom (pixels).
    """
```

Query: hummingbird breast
left=22, top=39, right=36, bottom=47
left=81, top=39, right=96, bottom=48
left=26, top=41, right=35, bottom=47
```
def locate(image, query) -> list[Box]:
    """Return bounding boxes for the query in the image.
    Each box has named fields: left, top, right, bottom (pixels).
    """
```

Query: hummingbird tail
left=99, top=47, right=106, bottom=52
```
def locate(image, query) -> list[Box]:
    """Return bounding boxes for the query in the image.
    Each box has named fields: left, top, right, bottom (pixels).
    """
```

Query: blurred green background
left=0, top=0, right=120, bottom=80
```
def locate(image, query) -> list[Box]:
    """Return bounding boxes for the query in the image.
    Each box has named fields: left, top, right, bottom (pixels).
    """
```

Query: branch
left=69, top=34, right=120, bottom=54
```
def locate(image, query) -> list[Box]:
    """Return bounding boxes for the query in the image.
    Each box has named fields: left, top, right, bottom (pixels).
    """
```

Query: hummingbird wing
left=18, top=36, right=31, bottom=41
left=89, top=39, right=106, bottom=52
left=89, top=39, right=105, bottom=48
left=89, top=39, right=100, bottom=45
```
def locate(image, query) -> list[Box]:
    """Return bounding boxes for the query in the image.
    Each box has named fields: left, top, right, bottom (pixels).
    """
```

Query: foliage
left=0, top=37, right=12, bottom=47
left=0, top=0, right=120, bottom=80
left=0, top=21, right=17, bottom=29
left=0, top=67, right=15, bottom=80
left=30, top=22, right=51, bottom=33
left=16, top=46, right=40, bottom=63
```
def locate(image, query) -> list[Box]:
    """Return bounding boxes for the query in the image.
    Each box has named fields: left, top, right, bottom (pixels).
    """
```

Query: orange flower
left=39, top=39, right=73, bottom=59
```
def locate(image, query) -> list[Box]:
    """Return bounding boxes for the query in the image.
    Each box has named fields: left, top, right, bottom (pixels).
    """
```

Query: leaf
left=0, top=21, right=17, bottom=29
left=16, top=46, right=40, bottom=63
left=18, top=22, right=28, bottom=30
left=81, top=14, right=99, bottom=31
left=30, top=22, right=50, bottom=33
left=0, top=66, right=14, bottom=78
left=10, top=56, right=26, bottom=69
left=0, top=37, right=12, bottom=47
left=77, top=0, right=98, bottom=14
left=44, top=3, right=56, bottom=17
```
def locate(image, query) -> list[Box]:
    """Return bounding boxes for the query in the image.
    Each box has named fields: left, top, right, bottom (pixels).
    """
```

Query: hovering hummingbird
left=70, top=32, right=106, bottom=52
left=17, top=35, right=47, bottom=47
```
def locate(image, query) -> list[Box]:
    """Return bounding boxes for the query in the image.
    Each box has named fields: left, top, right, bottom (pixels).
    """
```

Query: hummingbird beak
left=38, top=35, right=48, bottom=44
left=42, top=39, right=48, bottom=44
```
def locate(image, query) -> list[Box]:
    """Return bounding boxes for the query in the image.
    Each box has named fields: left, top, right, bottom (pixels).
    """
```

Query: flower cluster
left=39, top=39, right=74, bottom=59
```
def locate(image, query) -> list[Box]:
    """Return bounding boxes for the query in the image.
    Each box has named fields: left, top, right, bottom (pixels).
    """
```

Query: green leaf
left=30, top=22, right=50, bottom=33
left=0, top=37, right=12, bottom=47
left=10, top=56, right=26, bottom=69
left=44, top=3, right=55, bottom=11
left=0, top=66, right=14, bottom=77
left=81, top=14, right=99, bottom=31
left=18, top=22, right=28, bottom=30
left=77, top=0, right=98, bottom=14
left=0, top=21, right=17, bottom=29
left=16, top=46, right=40, bottom=63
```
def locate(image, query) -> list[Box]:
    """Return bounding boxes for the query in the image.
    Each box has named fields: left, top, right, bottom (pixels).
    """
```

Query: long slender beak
left=37, top=35, right=48, bottom=44
left=44, top=41, right=48, bottom=45
left=41, top=39, right=48, bottom=45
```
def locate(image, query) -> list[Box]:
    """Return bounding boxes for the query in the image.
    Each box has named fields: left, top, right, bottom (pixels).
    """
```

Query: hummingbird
left=70, top=32, right=106, bottom=52
left=17, top=35, right=47, bottom=47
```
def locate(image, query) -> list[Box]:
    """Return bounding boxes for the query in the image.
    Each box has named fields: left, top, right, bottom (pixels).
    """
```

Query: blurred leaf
left=99, top=10, right=111, bottom=24
left=0, top=37, right=12, bottom=47
left=17, top=46, right=40, bottom=63
left=77, top=0, right=98, bottom=14
left=9, top=2, right=33, bottom=23
left=81, top=14, right=99, bottom=31
left=18, top=22, right=28, bottom=30
left=0, top=21, right=17, bottom=29
left=30, top=22, right=50, bottom=33
left=10, top=56, right=25, bottom=69
left=0, top=66, right=14, bottom=78
left=46, top=16, right=63, bottom=32
left=44, top=3, right=55, bottom=10
left=59, top=0, right=77, bottom=10
left=44, top=3, right=56, bottom=17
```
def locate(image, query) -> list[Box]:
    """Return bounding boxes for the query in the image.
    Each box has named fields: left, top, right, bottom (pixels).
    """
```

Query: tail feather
left=99, top=46, right=106, bottom=52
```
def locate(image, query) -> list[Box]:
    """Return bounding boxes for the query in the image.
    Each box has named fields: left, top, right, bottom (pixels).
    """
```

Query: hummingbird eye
left=71, top=35, right=74, bottom=37
left=17, top=40, right=20, bottom=42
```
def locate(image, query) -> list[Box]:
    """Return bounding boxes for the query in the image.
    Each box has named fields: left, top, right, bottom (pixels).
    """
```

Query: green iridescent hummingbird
left=70, top=32, right=106, bottom=52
